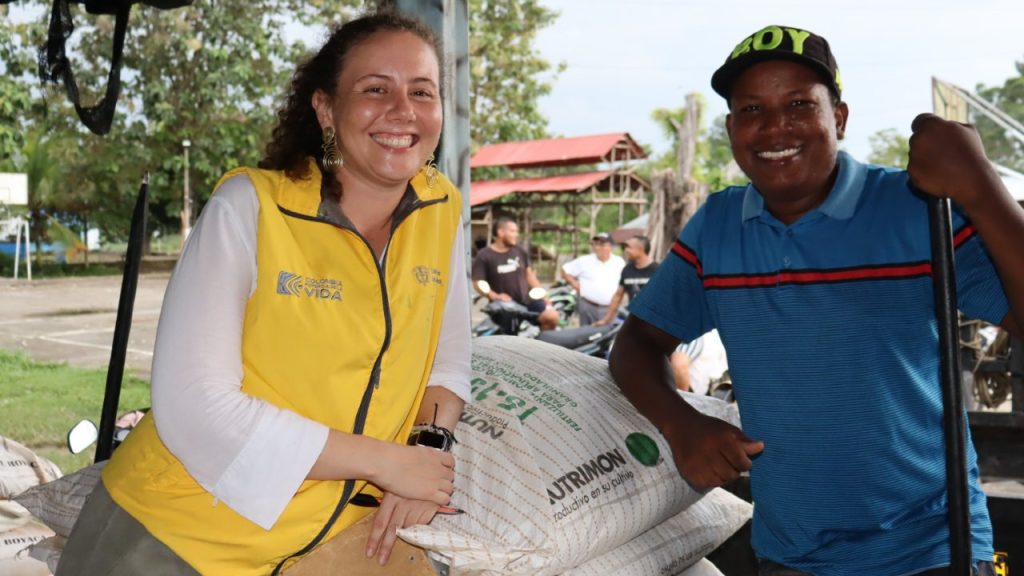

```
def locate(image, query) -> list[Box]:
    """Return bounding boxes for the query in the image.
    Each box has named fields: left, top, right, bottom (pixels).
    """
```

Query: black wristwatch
left=408, top=424, right=456, bottom=452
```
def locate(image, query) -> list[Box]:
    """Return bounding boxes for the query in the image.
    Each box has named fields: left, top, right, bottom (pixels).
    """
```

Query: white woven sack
left=0, top=516, right=54, bottom=575
left=0, top=437, right=62, bottom=500
left=563, top=488, right=751, bottom=576
left=401, top=337, right=742, bottom=575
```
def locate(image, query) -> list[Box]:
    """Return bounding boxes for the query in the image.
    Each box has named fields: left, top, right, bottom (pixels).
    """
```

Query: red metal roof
left=470, top=171, right=648, bottom=206
left=470, top=133, right=647, bottom=169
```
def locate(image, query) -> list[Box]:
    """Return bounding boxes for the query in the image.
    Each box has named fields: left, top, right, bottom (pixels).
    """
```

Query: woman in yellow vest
left=57, top=11, right=470, bottom=575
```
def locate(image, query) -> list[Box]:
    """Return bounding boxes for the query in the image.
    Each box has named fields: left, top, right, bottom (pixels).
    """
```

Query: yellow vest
left=103, top=162, right=462, bottom=575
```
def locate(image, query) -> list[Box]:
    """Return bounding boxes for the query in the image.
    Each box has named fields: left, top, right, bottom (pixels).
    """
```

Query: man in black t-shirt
left=593, top=235, right=657, bottom=326
left=472, top=217, right=559, bottom=330
left=595, top=235, right=701, bottom=391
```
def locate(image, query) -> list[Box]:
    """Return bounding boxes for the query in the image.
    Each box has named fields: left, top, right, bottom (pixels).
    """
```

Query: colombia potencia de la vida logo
left=276, top=271, right=343, bottom=301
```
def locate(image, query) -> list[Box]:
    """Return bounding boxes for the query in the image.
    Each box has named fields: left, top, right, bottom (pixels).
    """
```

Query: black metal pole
left=927, top=194, right=972, bottom=575
left=95, top=174, right=149, bottom=462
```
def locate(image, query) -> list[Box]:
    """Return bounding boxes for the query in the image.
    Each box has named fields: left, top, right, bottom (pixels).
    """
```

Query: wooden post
left=649, top=93, right=708, bottom=257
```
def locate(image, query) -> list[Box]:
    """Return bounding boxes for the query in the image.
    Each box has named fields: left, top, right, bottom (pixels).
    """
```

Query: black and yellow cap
left=711, top=25, right=842, bottom=101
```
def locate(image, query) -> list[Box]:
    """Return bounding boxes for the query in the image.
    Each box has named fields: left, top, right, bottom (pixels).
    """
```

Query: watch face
left=410, top=430, right=449, bottom=451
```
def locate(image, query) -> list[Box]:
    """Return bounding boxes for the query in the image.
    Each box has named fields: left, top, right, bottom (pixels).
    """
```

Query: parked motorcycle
left=961, top=319, right=1014, bottom=409
left=472, top=282, right=623, bottom=359
left=473, top=299, right=542, bottom=338
left=544, top=280, right=577, bottom=326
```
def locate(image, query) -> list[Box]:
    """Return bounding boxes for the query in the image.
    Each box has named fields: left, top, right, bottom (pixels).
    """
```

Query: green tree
left=975, top=59, right=1024, bottom=173
left=19, top=132, right=61, bottom=264
left=6, top=1, right=564, bottom=247
left=646, top=99, right=744, bottom=191
left=648, top=104, right=697, bottom=174
left=0, top=5, right=40, bottom=169
left=867, top=128, right=909, bottom=169
left=2, top=0, right=363, bottom=245
left=700, top=115, right=745, bottom=191
left=469, top=0, right=563, bottom=151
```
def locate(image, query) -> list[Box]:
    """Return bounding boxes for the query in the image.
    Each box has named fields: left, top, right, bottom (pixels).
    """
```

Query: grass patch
left=0, top=349, right=150, bottom=476
left=0, top=253, right=124, bottom=279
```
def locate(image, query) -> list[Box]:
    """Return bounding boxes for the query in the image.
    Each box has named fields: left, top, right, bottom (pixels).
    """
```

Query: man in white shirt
left=561, top=232, right=626, bottom=325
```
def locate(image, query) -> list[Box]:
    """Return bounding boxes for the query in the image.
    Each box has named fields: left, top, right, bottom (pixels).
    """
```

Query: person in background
left=472, top=216, right=559, bottom=330
left=561, top=232, right=626, bottom=326
left=594, top=235, right=727, bottom=393
left=593, top=235, right=658, bottom=327
left=610, top=24, right=1022, bottom=576
left=58, top=11, right=469, bottom=575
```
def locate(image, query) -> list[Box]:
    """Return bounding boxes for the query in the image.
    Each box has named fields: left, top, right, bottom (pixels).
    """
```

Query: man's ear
left=834, top=101, right=849, bottom=140
left=311, top=89, right=333, bottom=130
left=725, top=113, right=734, bottom=139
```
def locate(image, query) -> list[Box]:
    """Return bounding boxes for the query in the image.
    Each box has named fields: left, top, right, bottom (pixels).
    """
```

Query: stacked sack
left=401, top=336, right=750, bottom=575
left=0, top=436, right=62, bottom=576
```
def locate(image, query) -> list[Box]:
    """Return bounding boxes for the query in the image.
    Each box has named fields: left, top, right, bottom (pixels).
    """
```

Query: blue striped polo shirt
left=630, top=151, right=1007, bottom=576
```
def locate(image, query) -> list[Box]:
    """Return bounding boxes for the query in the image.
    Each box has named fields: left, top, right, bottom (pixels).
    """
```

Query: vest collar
left=275, top=158, right=449, bottom=229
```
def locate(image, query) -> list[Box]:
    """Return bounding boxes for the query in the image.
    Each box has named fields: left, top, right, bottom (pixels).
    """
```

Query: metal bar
left=380, top=0, right=471, bottom=259
left=24, top=219, right=30, bottom=280
left=928, top=195, right=972, bottom=575
left=95, top=174, right=149, bottom=462
left=13, top=218, right=20, bottom=280
left=935, top=78, right=1024, bottom=145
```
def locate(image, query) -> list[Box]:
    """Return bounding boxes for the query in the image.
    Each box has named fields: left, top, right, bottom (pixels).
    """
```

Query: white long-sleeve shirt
left=149, top=174, right=471, bottom=530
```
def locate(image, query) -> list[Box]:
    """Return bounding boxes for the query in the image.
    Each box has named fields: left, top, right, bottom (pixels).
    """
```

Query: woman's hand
left=365, top=492, right=439, bottom=565
left=369, top=443, right=454, bottom=505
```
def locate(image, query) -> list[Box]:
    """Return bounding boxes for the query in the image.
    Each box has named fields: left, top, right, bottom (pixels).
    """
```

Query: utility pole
left=378, top=0, right=471, bottom=266
left=181, top=138, right=191, bottom=249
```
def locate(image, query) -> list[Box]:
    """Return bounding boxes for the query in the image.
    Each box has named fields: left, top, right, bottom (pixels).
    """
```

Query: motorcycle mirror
left=67, top=419, right=99, bottom=454
left=528, top=287, right=547, bottom=300
left=476, top=280, right=491, bottom=294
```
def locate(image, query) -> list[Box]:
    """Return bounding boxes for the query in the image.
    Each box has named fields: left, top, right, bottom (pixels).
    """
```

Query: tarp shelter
left=611, top=212, right=649, bottom=245
left=470, top=171, right=647, bottom=206
left=471, top=133, right=646, bottom=169
left=470, top=133, right=649, bottom=262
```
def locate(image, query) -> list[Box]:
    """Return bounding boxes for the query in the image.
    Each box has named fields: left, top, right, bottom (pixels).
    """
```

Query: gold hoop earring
left=425, top=153, right=439, bottom=188
left=321, top=127, right=343, bottom=172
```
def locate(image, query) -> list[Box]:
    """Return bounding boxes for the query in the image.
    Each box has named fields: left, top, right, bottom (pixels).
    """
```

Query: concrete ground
left=0, top=273, right=490, bottom=382
left=0, top=274, right=171, bottom=380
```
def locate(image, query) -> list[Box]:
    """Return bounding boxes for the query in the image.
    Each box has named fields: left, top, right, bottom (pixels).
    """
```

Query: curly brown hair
left=260, top=11, right=443, bottom=181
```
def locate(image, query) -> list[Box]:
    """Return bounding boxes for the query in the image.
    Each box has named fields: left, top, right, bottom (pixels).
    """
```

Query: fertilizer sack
left=564, top=487, right=751, bottom=576
left=401, top=336, right=741, bottom=575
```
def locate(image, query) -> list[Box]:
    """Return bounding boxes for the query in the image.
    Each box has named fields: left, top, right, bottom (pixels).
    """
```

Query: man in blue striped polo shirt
left=609, top=25, right=1024, bottom=576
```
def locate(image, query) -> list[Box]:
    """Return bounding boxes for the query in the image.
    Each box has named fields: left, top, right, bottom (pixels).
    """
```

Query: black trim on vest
left=271, top=184, right=450, bottom=574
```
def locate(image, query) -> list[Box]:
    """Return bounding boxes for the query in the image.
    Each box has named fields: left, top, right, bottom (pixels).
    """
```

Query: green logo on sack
left=625, top=433, right=661, bottom=467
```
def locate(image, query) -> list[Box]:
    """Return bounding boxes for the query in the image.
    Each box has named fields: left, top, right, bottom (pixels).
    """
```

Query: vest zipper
left=271, top=193, right=449, bottom=574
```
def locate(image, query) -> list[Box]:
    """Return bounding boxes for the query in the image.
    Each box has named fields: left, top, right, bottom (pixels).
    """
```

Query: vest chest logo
left=276, top=271, right=343, bottom=301
left=413, top=265, right=443, bottom=286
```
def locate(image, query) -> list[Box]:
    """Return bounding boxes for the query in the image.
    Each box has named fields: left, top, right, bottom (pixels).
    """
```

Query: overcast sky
left=533, top=0, right=1024, bottom=161
left=9, top=1, right=1021, bottom=164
